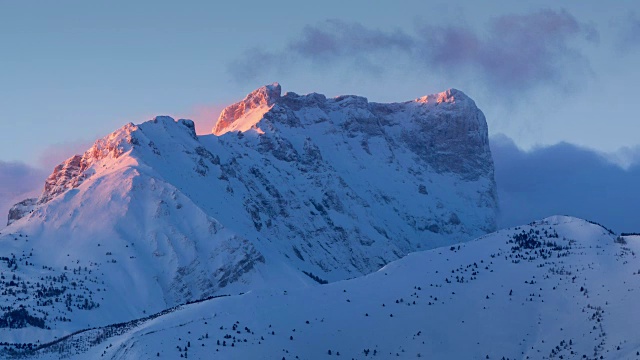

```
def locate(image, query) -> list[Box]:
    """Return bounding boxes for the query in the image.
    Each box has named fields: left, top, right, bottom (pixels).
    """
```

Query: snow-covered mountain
left=0, top=84, right=497, bottom=343
left=10, top=216, right=640, bottom=359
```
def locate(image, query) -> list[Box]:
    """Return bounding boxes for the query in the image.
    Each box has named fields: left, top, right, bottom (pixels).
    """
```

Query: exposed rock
left=207, top=84, right=498, bottom=277
left=7, top=198, right=37, bottom=226
left=213, top=83, right=281, bottom=135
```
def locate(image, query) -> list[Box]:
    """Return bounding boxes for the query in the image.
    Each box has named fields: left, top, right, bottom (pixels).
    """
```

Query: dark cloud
left=491, top=135, right=640, bottom=233
left=228, top=20, right=414, bottom=80
left=230, top=10, right=597, bottom=93
left=290, top=20, right=414, bottom=59
left=419, top=9, right=596, bottom=91
left=0, top=161, right=47, bottom=228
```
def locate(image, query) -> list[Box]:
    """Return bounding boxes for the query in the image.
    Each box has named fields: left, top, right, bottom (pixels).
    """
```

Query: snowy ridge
left=38, top=123, right=140, bottom=205
left=0, top=84, right=497, bottom=344
left=10, top=216, right=640, bottom=359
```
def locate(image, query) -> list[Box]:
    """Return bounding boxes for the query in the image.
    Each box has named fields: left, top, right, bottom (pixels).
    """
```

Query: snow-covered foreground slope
left=13, top=216, right=640, bottom=360
left=0, top=84, right=498, bottom=340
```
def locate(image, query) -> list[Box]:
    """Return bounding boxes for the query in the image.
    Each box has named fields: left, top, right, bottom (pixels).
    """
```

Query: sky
left=1, top=0, right=639, bottom=230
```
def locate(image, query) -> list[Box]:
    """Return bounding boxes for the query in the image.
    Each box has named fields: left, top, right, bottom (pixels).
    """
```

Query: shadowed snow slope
left=18, top=216, right=640, bottom=360
left=0, top=84, right=497, bottom=343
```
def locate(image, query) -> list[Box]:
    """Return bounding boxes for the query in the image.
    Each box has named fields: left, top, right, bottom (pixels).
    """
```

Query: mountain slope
left=199, top=83, right=497, bottom=278
left=15, top=216, right=640, bottom=360
left=0, top=84, right=498, bottom=340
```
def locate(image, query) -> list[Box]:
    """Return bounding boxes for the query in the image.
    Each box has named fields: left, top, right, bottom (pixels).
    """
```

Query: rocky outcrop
left=7, top=198, right=37, bottom=226
left=38, top=123, right=139, bottom=204
left=213, top=83, right=281, bottom=135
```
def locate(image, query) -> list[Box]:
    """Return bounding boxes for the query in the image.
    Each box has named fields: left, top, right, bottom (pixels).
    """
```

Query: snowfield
left=9, top=216, right=640, bottom=360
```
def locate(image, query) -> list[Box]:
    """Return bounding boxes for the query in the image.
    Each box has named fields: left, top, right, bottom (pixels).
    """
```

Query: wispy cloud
left=418, top=9, right=597, bottom=91
left=229, top=9, right=597, bottom=95
left=492, top=135, right=640, bottom=233
left=289, top=20, right=414, bottom=59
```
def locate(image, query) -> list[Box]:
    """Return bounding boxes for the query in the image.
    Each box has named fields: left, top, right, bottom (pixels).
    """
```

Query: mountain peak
left=213, top=83, right=282, bottom=135
left=36, top=117, right=198, bottom=206
left=414, top=88, right=472, bottom=105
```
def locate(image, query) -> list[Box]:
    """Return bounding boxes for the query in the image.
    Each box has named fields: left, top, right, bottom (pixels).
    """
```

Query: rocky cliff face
left=1, top=84, right=498, bottom=338
left=38, top=123, right=140, bottom=204
left=7, top=198, right=37, bottom=226
left=213, top=83, right=281, bottom=135
left=217, top=84, right=495, bottom=182
left=202, top=83, right=497, bottom=279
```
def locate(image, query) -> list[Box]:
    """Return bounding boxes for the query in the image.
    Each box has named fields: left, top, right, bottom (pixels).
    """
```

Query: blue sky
left=1, top=0, right=639, bottom=163
left=1, top=1, right=639, bottom=230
